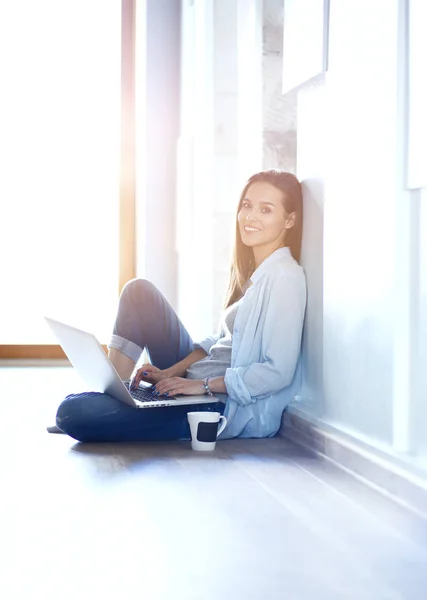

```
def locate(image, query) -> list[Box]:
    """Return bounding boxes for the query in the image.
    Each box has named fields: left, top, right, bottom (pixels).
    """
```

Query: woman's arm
left=204, top=376, right=227, bottom=394
left=192, top=333, right=221, bottom=355
left=153, top=375, right=226, bottom=397
left=224, top=272, right=306, bottom=406
left=131, top=348, right=208, bottom=388
left=165, top=348, right=208, bottom=377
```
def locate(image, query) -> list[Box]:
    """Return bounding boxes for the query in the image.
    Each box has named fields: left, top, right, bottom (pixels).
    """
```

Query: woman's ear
left=284, top=212, right=296, bottom=230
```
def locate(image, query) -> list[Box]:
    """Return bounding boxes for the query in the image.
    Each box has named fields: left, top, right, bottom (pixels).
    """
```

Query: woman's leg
left=56, top=278, right=207, bottom=442
left=56, top=392, right=224, bottom=443
left=108, top=278, right=194, bottom=371
left=107, top=349, right=136, bottom=381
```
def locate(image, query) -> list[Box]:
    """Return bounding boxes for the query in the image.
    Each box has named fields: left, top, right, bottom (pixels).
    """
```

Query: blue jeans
left=56, top=279, right=224, bottom=443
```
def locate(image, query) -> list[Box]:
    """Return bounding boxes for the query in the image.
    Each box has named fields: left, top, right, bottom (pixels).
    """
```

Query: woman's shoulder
left=263, top=260, right=307, bottom=315
left=266, top=255, right=306, bottom=288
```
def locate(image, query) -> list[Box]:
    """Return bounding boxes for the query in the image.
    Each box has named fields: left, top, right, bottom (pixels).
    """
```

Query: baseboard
left=280, top=406, right=427, bottom=518
left=0, top=359, right=70, bottom=367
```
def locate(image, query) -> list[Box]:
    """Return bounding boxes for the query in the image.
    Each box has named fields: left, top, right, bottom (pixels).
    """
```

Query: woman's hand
left=130, top=364, right=170, bottom=389
left=153, top=377, right=205, bottom=397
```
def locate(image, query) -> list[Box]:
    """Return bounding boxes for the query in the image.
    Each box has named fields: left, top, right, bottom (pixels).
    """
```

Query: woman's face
left=237, top=181, right=292, bottom=252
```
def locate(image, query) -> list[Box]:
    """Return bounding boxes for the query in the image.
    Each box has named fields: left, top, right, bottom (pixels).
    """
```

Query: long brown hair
left=223, top=170, right=303, bottom=309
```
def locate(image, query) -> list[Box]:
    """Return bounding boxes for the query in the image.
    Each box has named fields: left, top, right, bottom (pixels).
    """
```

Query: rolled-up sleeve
left=224, top=273, right=306, bottom=406
left=192, top=334, right=220, bottom=355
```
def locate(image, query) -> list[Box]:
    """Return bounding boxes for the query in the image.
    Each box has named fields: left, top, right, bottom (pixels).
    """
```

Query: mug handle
left=216, top=415, right=227, bottom=438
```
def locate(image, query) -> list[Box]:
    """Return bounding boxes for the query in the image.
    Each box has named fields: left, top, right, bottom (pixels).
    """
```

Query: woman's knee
left=56, top=393, right=89, bottom=436
left=56, top=392, right=121, bottom=440
left=121, top=278, right=158, bottom=302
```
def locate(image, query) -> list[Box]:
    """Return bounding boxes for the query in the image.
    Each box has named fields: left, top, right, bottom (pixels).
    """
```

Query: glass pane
left=0, top=1, right=121, bottom=344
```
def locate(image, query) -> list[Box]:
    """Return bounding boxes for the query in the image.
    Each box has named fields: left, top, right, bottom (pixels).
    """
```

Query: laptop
left=44, top=317, right=218, bottom=409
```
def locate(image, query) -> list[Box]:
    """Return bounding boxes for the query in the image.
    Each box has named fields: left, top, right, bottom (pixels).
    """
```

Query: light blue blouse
left=195, top=247, right=307, bottom=439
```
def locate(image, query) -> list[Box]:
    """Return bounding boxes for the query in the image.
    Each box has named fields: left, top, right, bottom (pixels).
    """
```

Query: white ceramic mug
left=187, top=411, right=227, bottom=451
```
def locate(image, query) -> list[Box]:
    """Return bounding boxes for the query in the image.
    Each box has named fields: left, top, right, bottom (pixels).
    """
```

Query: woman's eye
left=241, top=203, right=271, bottom=213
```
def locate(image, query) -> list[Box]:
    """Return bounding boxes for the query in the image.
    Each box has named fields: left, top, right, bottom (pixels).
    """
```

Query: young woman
left=54, top=169, right=306, bottom=442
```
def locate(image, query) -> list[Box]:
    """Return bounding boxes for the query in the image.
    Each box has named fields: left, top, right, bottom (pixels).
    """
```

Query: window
left=0, top=0, right=136, bottom=357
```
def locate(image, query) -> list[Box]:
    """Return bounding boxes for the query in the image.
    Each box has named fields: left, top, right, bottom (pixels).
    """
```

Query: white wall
left=177, top=0, right=215, bottom=341
left=212, top=0, right=240, bottom=324
left=294, top=0, right=427, bottom=458
left=323, top=0, right=398, bottom=444
left=411, top=188, right=427, bottom=458
left=136, top=0, right=181, bottom=307
left=296, top=79, right=326, bottom=418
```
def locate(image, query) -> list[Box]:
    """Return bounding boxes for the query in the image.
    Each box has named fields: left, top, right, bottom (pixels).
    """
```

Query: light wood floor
left=1, top=366, right=427, bottom=600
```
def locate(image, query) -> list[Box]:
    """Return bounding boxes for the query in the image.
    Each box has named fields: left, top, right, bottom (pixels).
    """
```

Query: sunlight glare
left=0, top=1, right=121, bottom=344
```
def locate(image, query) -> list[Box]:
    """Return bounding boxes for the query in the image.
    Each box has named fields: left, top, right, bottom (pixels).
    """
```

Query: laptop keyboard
left=124, top=382, right=171, bottom=403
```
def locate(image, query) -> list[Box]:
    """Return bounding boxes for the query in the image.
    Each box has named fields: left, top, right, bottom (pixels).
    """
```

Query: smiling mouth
left=244, top=225, right=261, bottom=233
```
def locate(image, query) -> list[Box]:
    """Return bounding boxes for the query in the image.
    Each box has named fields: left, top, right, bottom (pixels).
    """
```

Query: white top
left=186, top=298, right=242, bottom=381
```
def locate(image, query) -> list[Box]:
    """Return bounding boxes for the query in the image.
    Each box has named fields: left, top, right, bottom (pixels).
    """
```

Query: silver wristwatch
left=201, top=377, right=214, bottom=397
